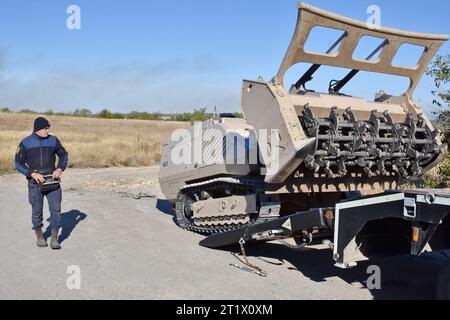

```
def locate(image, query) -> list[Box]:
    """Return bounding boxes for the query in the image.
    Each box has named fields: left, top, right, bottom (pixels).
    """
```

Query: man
left=15, top=116, right=68, bottom=249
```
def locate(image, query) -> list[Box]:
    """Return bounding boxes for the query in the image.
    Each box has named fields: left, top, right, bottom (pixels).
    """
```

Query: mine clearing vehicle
left=160, top=3, right=450, bottom=297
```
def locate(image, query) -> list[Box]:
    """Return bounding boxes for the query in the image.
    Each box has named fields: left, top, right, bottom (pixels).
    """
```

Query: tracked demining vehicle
left=159, top=3, right=450, bottom=273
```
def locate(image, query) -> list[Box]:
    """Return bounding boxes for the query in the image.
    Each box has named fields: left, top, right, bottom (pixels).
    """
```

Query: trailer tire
left=436, top=263, right=450, bottom=300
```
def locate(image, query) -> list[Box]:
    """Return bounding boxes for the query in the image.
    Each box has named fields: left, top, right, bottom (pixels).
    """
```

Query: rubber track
left=176, top=179, right=259, bottom=235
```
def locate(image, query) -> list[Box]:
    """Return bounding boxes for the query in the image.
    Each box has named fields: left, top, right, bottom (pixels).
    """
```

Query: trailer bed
left=200, top=189, right=450, bottom=268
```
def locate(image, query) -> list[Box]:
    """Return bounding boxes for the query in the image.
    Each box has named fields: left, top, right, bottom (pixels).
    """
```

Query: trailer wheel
left=436, top=263, right=450, bottom=300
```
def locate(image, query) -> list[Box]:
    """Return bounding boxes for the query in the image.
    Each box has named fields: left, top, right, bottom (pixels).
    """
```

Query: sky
left=0, top=0, right=449, bottom=115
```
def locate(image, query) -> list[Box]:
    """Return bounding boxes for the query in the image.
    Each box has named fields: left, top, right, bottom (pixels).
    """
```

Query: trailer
left=200, top=189, right=450, bottom=297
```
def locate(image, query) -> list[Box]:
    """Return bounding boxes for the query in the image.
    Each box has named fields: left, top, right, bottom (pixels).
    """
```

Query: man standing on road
left=15, top=117, right=68, bottom=249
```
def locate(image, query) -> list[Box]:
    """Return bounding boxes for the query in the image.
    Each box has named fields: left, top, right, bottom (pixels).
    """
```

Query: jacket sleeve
left=15, top=142, right=33, bottom=177
left=55, top=138, right=68, bottom=171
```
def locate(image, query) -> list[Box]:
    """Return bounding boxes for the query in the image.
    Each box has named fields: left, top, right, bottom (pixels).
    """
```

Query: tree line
left=0, top=107, right=243, bottom=122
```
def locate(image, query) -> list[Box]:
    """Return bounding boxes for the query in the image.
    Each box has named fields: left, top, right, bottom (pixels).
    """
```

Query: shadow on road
left=215, top=242, right=449, bottom=300
left=44, top=210, right=87, bottom=243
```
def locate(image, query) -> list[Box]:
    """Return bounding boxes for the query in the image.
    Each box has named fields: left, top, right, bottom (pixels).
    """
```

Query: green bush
left=421, top=175, right=446, bottom=189
left=174, top=108, right=212, bottom=122
left=127, top=111, right=161, bottom=120
left=110, top=113, right=125, bottom=119
left=19, top=108, right=37, bottom=114
left=438, top=154, right=450, bottom=178
left=73, top=108, right=93, bottom=117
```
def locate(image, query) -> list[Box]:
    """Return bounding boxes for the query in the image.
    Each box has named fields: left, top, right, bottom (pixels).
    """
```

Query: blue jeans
left=28, top=181, right=62, bottom=231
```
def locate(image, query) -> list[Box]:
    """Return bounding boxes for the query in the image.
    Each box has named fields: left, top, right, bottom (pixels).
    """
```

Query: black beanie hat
left=34, top=117, right=50, bottom=132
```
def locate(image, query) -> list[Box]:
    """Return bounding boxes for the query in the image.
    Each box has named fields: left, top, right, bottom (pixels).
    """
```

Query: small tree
left=191, top=107, right=211, bottom=122
left=427, top=53, right=450, bottom=179
left=426, top=53, right=450, bottom=145
left=149, top=112, right=162, bottom=120
left=97, top=109, right=112, bottom=118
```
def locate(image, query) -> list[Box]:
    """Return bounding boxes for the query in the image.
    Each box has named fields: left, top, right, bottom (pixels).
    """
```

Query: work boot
left=50, top=229, right=61, bottom=250
left=35, top=228, right=47, bottom=247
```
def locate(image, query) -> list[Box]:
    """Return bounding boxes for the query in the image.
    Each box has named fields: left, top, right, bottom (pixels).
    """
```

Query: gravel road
left=0, top=167, right=449, bottom=299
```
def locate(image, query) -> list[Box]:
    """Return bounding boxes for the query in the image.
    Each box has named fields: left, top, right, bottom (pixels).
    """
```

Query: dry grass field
left=0, top=112, right=188, bottom=174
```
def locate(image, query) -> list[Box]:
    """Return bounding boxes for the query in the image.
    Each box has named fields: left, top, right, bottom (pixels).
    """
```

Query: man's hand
left=52, top=168, right=63, bottom=179
left=31, top=172, right=45, bottom=183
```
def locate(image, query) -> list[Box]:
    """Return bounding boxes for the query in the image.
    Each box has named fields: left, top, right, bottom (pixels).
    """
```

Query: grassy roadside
left=0, top=112, right=188, bottom=174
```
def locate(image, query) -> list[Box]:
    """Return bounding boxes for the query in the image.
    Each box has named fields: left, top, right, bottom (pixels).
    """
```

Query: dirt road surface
left=0, top=167, right=449, bottom=299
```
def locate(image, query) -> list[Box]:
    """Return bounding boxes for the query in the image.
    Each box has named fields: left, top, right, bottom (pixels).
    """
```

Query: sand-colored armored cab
left=160, top=3, right=449, bottom=234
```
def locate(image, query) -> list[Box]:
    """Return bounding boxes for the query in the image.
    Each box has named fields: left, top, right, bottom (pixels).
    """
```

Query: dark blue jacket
left=15, top=133, right=68, bottom=179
